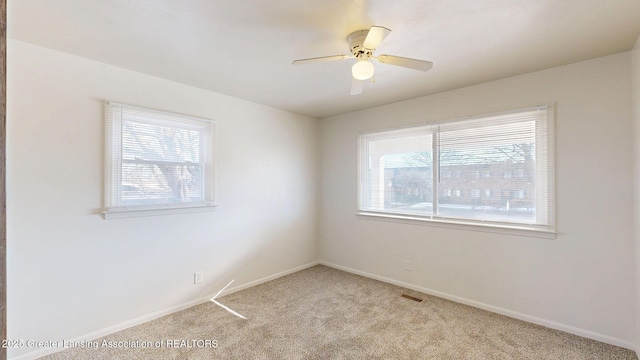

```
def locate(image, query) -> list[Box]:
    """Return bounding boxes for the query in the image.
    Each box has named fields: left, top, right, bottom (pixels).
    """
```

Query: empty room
left=4, top=0, right=640, bottom=359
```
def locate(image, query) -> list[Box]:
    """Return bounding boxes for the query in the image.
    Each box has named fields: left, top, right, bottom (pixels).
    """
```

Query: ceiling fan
left=292, top=26, right=433, bottom=95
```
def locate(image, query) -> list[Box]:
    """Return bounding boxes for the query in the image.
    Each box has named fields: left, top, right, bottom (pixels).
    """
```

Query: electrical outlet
left=194, top=271, right=203, bottom=284
left=404, top=260, right=412, bottom=271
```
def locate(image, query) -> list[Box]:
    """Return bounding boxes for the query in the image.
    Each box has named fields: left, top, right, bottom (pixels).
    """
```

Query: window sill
left=103, top=203, right=218, bottom=219
left=356, top=211, right=557, bottom=239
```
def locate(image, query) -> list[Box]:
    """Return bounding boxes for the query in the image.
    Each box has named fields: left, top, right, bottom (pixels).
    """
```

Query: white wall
left=632, top=34, right=640, bottom=355
left=7, top=36, right=637, bottom=358
left=319, top=52, right=636, bottom=348
left=7, top=40, right=318, bottom=359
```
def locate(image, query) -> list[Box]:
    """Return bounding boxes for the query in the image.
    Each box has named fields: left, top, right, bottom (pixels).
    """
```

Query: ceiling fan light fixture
left=292, top=25, right=433, bottom=95
left=352, top=58, right=374, bottom=80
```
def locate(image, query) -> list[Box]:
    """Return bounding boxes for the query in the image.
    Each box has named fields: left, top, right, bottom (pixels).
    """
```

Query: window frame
left=357, top=105, right=555, bottom=238
left=103, top=102, right=217, bottom=219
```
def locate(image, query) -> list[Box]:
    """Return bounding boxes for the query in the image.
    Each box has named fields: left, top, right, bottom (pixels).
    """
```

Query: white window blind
left=103, top=102, right=216, bottom=218
left=359, top=105, right=554, bottom=232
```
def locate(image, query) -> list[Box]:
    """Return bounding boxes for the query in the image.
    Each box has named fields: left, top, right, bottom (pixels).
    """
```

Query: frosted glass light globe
left=352, top=59, right=374, bottom=80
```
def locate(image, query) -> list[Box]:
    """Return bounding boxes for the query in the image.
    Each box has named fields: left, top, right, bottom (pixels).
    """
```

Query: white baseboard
left=13, top=259, right=635, bottom=359
left=319, top=260, right=637, bottom=352
left=9, top=296, right=207, bottom=360
left=9, top=260, right=320, bottom=360
left=217, top=261, right=320, bottom=298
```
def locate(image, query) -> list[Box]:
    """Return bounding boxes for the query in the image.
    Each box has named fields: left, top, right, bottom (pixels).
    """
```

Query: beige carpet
left=41, top=265, right=637, bottom=359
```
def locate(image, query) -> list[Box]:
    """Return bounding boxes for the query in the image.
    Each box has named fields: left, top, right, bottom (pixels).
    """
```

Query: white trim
left=10, top=261, right=320, bottom=360
left=11, top=259, right=635, bottom=359
left=215, top=261, right=321, bottom=298
left=357, top=104, right=555, bottom=234
left=103, top=101, right=217, bottom=218
left=356, top=211, right=557, bottom=239
left=102, top=203, right=218, bottom=219
left=107, top=101, right=213, bottom=128
left=9, top=298, right=206, bottom=360
left=319, top=261, right=636, bottom=352
left=547, top=104, right=557, bottom=232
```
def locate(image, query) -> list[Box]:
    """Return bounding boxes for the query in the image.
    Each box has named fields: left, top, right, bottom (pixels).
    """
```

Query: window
left=358, top=105, right=554, bottom=233
left=103, top=102, right=216, bottom=218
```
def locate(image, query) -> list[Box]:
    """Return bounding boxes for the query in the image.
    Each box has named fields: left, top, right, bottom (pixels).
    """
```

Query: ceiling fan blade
left=292, top=54, right=351, bottom=65
left=376, top=55, right=433, bottom=72
left=363, top=26, right=391, bottom=50
left=350, top=77, right=363, bottom=95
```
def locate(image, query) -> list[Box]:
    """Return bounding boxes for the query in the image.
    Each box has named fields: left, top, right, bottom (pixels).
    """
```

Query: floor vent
left=401, top=294, right=423, bottom=302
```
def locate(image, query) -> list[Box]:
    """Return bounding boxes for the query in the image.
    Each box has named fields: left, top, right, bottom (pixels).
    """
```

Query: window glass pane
left=366, top=132, right=433, bottom=214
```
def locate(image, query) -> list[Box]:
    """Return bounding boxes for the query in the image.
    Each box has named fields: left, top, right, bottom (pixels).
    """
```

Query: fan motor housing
left=347, top=30, right=374, bottom=57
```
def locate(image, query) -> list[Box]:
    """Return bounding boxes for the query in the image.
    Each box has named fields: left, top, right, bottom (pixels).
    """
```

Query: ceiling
left=8, top=0, right=640, bottom=118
